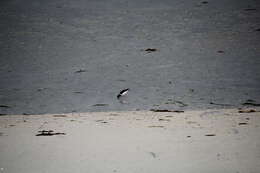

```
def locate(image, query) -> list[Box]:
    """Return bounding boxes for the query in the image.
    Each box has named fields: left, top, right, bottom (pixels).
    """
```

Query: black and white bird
left=117, top=88, right=129, bottom=99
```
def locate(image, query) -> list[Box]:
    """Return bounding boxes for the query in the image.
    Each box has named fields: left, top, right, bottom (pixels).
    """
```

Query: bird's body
left=117, top=88, right=129, bottom=99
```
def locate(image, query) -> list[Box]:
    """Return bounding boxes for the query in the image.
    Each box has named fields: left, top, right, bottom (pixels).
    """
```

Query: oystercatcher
left=117, top=88, right=129, bottom=99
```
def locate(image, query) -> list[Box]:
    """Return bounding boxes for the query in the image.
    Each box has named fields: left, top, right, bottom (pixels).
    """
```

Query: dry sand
left=0, top=108, right=260, bottom=173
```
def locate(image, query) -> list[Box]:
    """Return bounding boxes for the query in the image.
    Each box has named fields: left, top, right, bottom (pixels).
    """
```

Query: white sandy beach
left=0, top=109, right=260, bottom=173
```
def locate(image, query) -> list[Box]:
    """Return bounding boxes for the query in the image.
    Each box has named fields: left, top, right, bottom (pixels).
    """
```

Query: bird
left=117, top=88, right=129, bottom=99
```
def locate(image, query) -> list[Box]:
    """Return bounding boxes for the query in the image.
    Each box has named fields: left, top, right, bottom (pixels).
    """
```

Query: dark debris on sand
left=36, top=130, right=66, bottom=136
left=238, top=109, right=259, bottom=113
left=150, top=109, right=184, bottom=113
left=0, top=105, right=11, bottom=108
left=205, top=134, right=216, bottom=136
left=144, top=48, right=157, bottom=53
left=75, top=69, right=86, bottom=73
left=209, top=102, right=233, bottom=106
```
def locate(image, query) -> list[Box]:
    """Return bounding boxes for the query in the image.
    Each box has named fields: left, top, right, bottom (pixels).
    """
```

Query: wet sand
left=0, top=0, right=260, bottom=114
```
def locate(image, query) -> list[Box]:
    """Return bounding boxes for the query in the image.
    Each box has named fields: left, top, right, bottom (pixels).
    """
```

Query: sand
left=0, top=108, right=260, bottom=173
